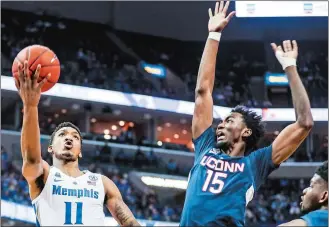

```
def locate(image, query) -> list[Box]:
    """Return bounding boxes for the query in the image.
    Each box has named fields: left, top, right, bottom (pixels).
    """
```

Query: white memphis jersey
left=31, top=166, right=106, bottom=226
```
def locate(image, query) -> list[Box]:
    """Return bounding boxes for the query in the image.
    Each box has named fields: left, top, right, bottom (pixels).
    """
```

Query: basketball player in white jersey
left=15, top=61, right=141, bottom=226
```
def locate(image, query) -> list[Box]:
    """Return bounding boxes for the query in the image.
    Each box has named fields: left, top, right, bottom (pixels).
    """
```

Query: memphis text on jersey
left=52, top=185, right=99, bottom=199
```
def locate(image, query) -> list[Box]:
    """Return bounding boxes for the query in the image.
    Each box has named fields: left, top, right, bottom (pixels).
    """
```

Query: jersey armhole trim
left=31, top=166, right=52, bottom=205
left=245, top=157, right=256, bottom=190
left=192, top=126, right=214, bottom=144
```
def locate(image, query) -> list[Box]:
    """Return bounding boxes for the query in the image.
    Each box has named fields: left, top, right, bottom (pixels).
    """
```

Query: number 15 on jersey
left=202, top=169, right=227, bottom=194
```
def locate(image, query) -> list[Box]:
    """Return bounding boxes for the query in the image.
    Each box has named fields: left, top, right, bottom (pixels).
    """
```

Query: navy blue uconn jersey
left=180, top=127, right=279, bottom=227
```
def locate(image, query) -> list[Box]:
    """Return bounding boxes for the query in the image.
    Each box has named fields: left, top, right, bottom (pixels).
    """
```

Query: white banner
left=1, top=200, right=179, bottom=226
left=236, top=1, right=328, bottom=17
left=2, top=76, right=327, bottom=121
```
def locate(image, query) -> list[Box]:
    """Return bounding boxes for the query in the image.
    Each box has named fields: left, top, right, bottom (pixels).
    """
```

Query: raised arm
left=270, top=41, right=314, bottom=165
left=15, top=61, right=50, bottom=183
left=192, top=1, right=235, bottom=139
left=102, top=176, right=140, bottom=226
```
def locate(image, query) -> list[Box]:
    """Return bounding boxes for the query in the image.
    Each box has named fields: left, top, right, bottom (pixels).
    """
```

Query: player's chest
left=50, top=175, right=103, bottom=203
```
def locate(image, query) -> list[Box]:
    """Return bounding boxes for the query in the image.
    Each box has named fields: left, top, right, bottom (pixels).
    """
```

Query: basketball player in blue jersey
left=179, top=1, right=314, bottom=226
left=14, top=61, right=140, bottom=226
left=279, top=161, right=328, bottom=227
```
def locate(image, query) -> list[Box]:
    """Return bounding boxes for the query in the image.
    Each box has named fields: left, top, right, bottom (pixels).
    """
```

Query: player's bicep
left=192, top=91, right=213, bottom=140
left=102, top=176, right=138, bottom=226
left=22, top=159, right=49, bottom=183
left=278, top=219, right=307, bottom=227
left=272, top=122, right=312, bottom=165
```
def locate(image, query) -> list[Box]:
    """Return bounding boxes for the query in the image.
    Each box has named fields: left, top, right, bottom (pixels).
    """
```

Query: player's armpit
left=272, top=122, right=312, bottom=165
left=22, top=159, right=50, bottom=183
left=277, top=219, right=307, bottom=227
left=102, top=176, right=140, bottom=226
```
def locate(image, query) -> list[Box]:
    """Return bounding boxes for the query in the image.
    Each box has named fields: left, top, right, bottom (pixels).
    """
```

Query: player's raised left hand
left=271, top=40, right=298, bottom=70
left=208, top=1, right=235, bottom=33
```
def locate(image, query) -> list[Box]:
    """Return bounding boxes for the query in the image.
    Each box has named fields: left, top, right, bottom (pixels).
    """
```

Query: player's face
left=49, top=127, right=82, bottom=162
left=300, top=174, right=328, bottom=213
left=215, top=112, right=250, bottom=151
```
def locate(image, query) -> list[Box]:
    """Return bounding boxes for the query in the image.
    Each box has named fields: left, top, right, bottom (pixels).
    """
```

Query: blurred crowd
left=0, top=146, right=317, bottom=226
left=1, top=9, right=327, bottom=108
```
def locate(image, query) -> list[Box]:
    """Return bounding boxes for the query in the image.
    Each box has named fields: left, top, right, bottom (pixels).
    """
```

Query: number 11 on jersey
left=202, top=169, right=227, bottom=194
left=64, top=202, right=83, bottom=225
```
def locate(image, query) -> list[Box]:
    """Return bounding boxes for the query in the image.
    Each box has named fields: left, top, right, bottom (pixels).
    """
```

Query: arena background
left=1, top=1, right=328, bottom=226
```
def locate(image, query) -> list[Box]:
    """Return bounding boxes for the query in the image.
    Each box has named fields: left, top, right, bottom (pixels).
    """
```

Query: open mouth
left=217, top=132, right=225, bottom=141
left=64, top=141, right=73, bottom=150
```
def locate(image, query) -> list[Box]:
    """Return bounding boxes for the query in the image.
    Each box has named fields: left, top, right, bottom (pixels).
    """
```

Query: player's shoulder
left=301, top=209, right=328, bottom=226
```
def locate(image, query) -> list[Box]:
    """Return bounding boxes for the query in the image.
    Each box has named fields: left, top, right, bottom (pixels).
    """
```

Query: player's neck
left=53, top=160, right=82, bottom=177
left=226, top=142, right=245, bottom=157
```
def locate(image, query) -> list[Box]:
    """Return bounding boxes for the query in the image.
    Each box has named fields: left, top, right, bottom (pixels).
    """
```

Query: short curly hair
left=49, top=122, right=82, bottom=146
left=316, top=161, right=328, bottom=182
left=231, top=105, right=265, bottom=153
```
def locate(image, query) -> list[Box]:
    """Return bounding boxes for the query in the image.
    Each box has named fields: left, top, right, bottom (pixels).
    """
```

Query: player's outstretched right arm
left=15, top=61, right=50, bottom=183
left=192, top=1, right=235, bottom=139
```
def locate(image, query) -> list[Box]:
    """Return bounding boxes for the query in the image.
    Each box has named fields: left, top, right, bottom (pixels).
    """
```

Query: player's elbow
left=297, top=118, right=314, bottom=130
left=195, top=86, right=210, bottom=98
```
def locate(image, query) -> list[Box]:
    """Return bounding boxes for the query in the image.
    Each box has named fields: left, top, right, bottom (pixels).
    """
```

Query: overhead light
left=113, top=109, right=121, bottom=116
left=104, top=134, right=111, bottom=140
left=90, top=118, right=97, bottom=123
left=165, top=138, right=171, bottom=143
left=144, top=113, right=152, bottom=120
left=129, top=122, right=135, bottom=127
left=61, top=109, right=67, bottom=114
left=157, top=141, right=163, bottom=146
left=165, top=123, right=171, bottom=127
left=54, top=113, right=59, bottom=118
left=119, top=121, right=125, bottom=126
left=182, top=130, right=187, bottom=134
left=104, top=129, right=110, bottom=135
left=174, top=134, right=179, bottom=139
left=141, top=176, right=188, bottom=190
left=157, top=126, right=162, bottom=131
left=72, top=104, right=80, bottom=110
left=180, top=118, right=187, bottom=124
left=111, top=125, right=118, bottom=130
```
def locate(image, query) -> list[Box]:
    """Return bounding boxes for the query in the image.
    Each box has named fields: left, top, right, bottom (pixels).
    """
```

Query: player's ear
left=48, top=145, right=54, bottom=154
left=242, top=128, right=252, bottom=138
left=319, top=190, right=328, bottom=204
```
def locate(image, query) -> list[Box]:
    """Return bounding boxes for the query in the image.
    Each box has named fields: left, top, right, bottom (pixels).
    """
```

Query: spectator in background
left=166, top=159, right=178, bottom=174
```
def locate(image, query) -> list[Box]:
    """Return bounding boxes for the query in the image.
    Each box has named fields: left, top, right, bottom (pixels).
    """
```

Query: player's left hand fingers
left=32, top=64, right=41, bottom=86
left=223, top=1, right=230, bottom=15
left=270, top=43, right=278, bottom=52
left=225, top=11, right=235, bottom=22
left=14, top=78, right=20, bottom=90
left=23, top=61, right=30, bottom=85
left=215, top=2, right=220, bottom=14
left=218, top=1, right=224, bottom=13
left=37, top=74, right=50, bottom=90
left=283, top=40, right=291, bottom=52
left=277, top=45, right=283, bottom=52
left=292, top=40, right=298, bottom=52
left=208, top=8, right=213, bottom=18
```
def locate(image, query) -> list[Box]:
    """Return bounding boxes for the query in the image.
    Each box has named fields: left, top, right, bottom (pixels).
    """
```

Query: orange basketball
left=12, top=45, right=60, bottom=92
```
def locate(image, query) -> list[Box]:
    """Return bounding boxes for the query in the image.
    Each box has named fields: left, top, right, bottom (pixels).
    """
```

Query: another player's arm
left=278, top=219, right=307, bottom=227
left=16, top=61, right=50, bottom=183
left=102, top=176, right=140, bottom=226
left=271, top=41, right=313, bottom=165
left=192, top=1, right=235, bottom=139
